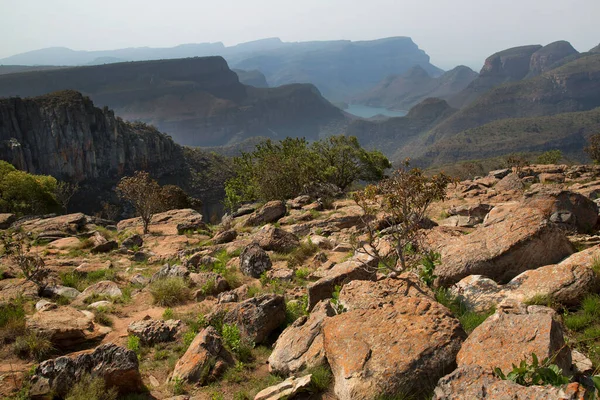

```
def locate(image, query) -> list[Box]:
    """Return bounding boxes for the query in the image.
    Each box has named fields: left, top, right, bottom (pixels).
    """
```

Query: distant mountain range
left=0, top=37, right=442, bottom=101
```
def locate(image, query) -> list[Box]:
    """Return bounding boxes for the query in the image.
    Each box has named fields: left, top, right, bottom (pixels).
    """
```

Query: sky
left=0, top=0, right=598, bottom=70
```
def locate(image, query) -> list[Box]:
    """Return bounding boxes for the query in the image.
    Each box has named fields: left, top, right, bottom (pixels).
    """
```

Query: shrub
left=287, top=240, right=319, bottom=269
left=222, top=323, right=254, bottom=362
left=536, top=150, right=563, bottom=165
left=494, top=353, right=569, bottom=387
left=308, top=365, right=332, bottom=392
left=65, top=374, right=118, bottom=400
left=116, top=171, right=165, bottom=234
left=0, top=160, right=59, bottom=215
left=13, top=330, right=54, bottom=361
left=585, top=134, right=600, bottom=164
left=93, top=307, right=113, bottom=327
left=286, top=296, right=308, bottom=325
left=162, top=308, right=175, bottom=320
left=149, top=277, right=190, bottom=306
left=435, top=288, right=494, bottom=334
left=127, top=335, right=141, bottom=354
left=1, top=232, right=49, bottom=291
left=0, top=298, right=27, bottom=343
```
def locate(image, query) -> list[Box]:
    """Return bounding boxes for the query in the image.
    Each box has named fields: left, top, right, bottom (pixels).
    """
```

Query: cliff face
left=0, top=90, right=184, bottom=181
left=527, top=41, right=579, bottom=77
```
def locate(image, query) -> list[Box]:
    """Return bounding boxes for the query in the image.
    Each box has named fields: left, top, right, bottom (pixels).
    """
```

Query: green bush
left=308, top=365, right=332, bottom=392
left=127, top=335, right=141, bottom=354
left=494, top=353, right=569, bottom=387
left=535, top=150, right=562, bottom=165
left=0, top=298, right=27, bottom=343
left=65, top=374, right=118, bottom=400
left=162, top=308, right=175, bottom=320
left=149, top=277, right=190, bottom=306
left=13, top=330, right=54, bottom=361
left=285, top=295, right=308, bottom=325
left=0, top=161, right=60, bottom=215
left=435, top=288, right=494, bottom=334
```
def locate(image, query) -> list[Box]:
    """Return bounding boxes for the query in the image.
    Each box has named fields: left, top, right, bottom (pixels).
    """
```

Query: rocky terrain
left=0, top=57, right=347, bottom=147
left=3, top=163, right=600, bottom=399
left=351, top=65, right=477, bottom=111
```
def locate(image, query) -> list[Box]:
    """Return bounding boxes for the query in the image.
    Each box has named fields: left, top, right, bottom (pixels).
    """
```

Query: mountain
left=417, top=107, right=600, bottom=167
left=0, top=90, right=232, bottom=216
left=0, top=65, right=67, bottom=75
left=233, top=69, right=269, bottom=88
left=0, top=56, right=346, bottom=146
left=450, top=41, right=579, bottom=108
left=0, top=37, right=442, bottom=101
left=352, top=65, right=477, bottom=111
left=591, top=44, right=600, bottom=54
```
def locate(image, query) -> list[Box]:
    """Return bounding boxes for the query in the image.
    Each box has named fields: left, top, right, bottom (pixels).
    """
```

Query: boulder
left=523, top=189, right=598, bottom=233
left=494, top=173, right=524, bottom=192
left=47, top=237, right=81, bottom=250
left=209, top=294, right=286, bottom=344
left=88, top=301, right=112, bottom=309
left=212, top=229, right=238, bottom=244
left=488, top=168, right=511, bottom=179
left=129, top=274, right=150, bottom=286
left=171, top=326, right=233, bottom=384
left=254, top=225, right=300, bottom=252
left=35, top=300, right=57, bottom=312
left=29, top=343, right=143, bottom=398
left=122, top=234, right=143, bottom=249
left=232, top=204, right=258, bottom=218
left=436, top=205, right=575, bottom=286
left=287, top=195, right=311, bottom=210
left=17, top=213, right=87, bottom=235
left=339, top=275, right=433, bottom=311
left=254, top=375, right=312, bottom=400
left=456, top=304, right=571, bottom=373
left=323, top=297, right=466, bottom=400
left=26, top=306, right=109, bottom=350
left=0, top=278, right=38, bottom=301
left=539, top=172, right=566, bottom=184
left=0, top=213, right=15, bottom=229
left=150, top=264, right=189, bottom=282
left=239, top=243, right=272, bottom=278
left=432, top=365, right=586, bottom=400
left=190, top=272, right=230, bottom=299
left=127, top=318, right=182, bottom=345
left=439, top=215, right=481, bottom=228
left=186, top=253, right=219, bottom=271
left=41, top=284, right=81, bottom=300
left=269, top=300, right=335, bottom=375
left=117, top=209, right=204, bottom=235
left=307, top=253, right=378, bottom=310
left=89, top=232, right=118, bottom=254
left=448, top=203, right=493, bottom=219
left=76, top=281, right=122, bottom=303
left=245, top=201, right=286, bottom=226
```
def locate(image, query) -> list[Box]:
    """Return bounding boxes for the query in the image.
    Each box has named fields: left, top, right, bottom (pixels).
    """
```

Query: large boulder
left=494, top=173, right=524, bottom=192
left=323, top=297, right=466, bottom=399
left=456, top=303, right=571, bottom=374
left=269, top=300, right=335, bottom=375
left=433, top=365, right=586, bottom=400
left=117, top=209, right=204, bottom=235
left=212, top=229, right=237, bottom=244
left=76, top=280, right=122, bottom=304
left=17, top=213, right=87, bottom=235
left=254, top=225, right=300, bottom=252
left=245, top=200, right=287, bottom=226
left=239, top=243, right=272, bottom=278
left=26, top=306, right=110, bottom=350
left=121, top=234, right=143, bottom=249
left=89, top=232, right=118, bottom=254
left=171, top=326, right=233, bottom=384
left=436, top=205, right=575, bottom=286
left=209, top=294, right=286, bottom=344
left=150, top=264, right=189, bottom=282
left=307, top=252, right=378, bottom=310
left=127, top=318, right=182, bottom=345
left=29, top=343, right=143, bottom=399
left=523, top=188, right=598, bottom=233
left=189, top=272, right=230, bottom=299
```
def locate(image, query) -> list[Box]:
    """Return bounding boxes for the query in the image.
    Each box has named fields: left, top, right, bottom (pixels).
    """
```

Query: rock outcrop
left=127, top=318, right=182, bottom=345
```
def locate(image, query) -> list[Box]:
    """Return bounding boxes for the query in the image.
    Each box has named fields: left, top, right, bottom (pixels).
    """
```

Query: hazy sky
left=1, top=0, right=598, bottom=69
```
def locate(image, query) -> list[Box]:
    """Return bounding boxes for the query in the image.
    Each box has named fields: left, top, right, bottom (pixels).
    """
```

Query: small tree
left=585, top=134, right=600, bottom=164
left=54, top=181, right=79, bottom=214
left=535, top=150, right=562, bottom=165
left=505, top=153, right=530, bottom=174
left=353, top=162, right=451, bottom=273
left=0, top=232, right=49, bottom=293
left=116, top=171, right=164, bottom=234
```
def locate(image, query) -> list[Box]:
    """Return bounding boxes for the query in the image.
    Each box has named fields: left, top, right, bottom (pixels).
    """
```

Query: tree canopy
left=0, top=161, right=59, bottom=215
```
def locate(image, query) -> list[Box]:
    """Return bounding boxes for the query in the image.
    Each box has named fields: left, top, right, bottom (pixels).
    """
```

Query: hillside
left=0, top=57, right=347, bottom=146
left=352, top=65, right=477, bottom=110
left=417, top=107, right=600, bottom=166
left=233, top=69, right=269, bottom=87
left=0, top=90, right=232, bottom=216
left=450, top=41, right=579, bottom=108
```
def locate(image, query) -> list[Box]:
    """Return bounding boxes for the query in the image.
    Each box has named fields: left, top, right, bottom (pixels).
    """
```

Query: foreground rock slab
left=323, top=297, right=465, bottom=400
left=456, top=303, right=571, bottom=373
left=269, top=300, right=335, bottom=375
left=30, top=343, right=143, bottom=398
left=254, top=374, right=312, bottom=400
left=432, top=365, right=586, bottom=400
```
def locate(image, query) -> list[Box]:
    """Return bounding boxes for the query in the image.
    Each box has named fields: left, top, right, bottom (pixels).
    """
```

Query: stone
left=232, top=204, right=257, bottom=218
left=323, top=297, right=466, bottom=400
left=266, top=267, right=294, bottom=281
left=572, top=349, right=593, bottom=374
left=448, top=203, right=493, bottom=219
left=217, top=284, right=249, bottom=304
left=0, top=278, right=38, bottom=301
left=245, top=200, right=287, bottom=226
left=129, top=274, right=150, bottom=286
left=539, top=172, right=566, bottom=184
left=17, top=213, right=87, bottom=235
left=87, top=301, right=112, bottom=309
left=439, top=215, right=481, bottom=228
left=287, top=195, right=312, bottom=210
left=308, top=234, right=334, bottom=250
left=209, top=294, right=286, bottom=344
left=212, top=229, right=238, bottom=244
left=35, top=299, right=57, bottom=311
left=117, top=209, right=204, bottom=235
left=254, top=225, right=300, bottom=252
left=488, top=168, right=511, bottom=179
left=307, top=253, right=378, bottom=310
left=0, top=213, right=15, bottom=229
left=432, top=365, right=586, bottom=400
left=47, top=237, right=81, bottom=250
left=239, top=243, right=272, bottom=278
left=171, top=326, right=233, bottom=384
left=254, top=374, right=312, bottom=400
left=41, top=284, right=81, bottom=300
left=186, top=253, right=219, bottom=271
left=339, top=275, right=433, bottom=311
left=190, top=272, right=230, bottom=299
left=436, top=205, right=575, bottom=286
left=90, top=232, right=118, bottom=253
left=26, top=306, right=109, bottom=350
left=269, top=300, right=335, bottom=375
left=150, top=264, right=189, bottom=282
left=29, top=343, right=143, bottom=398
left=456, top=305, right=571, bottom=373
left=76, top=280, right=122, bottom=303
left=523, top=188, right=599, bottom=233
left=494, top=173, right=524, bottom=192
left=122, top=234, right=143, bottom=249
left=127, top=318, right=182, bottom=345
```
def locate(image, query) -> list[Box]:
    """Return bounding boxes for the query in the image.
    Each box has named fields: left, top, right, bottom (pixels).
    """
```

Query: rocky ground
left=3, top=164, right=600, bottom=399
